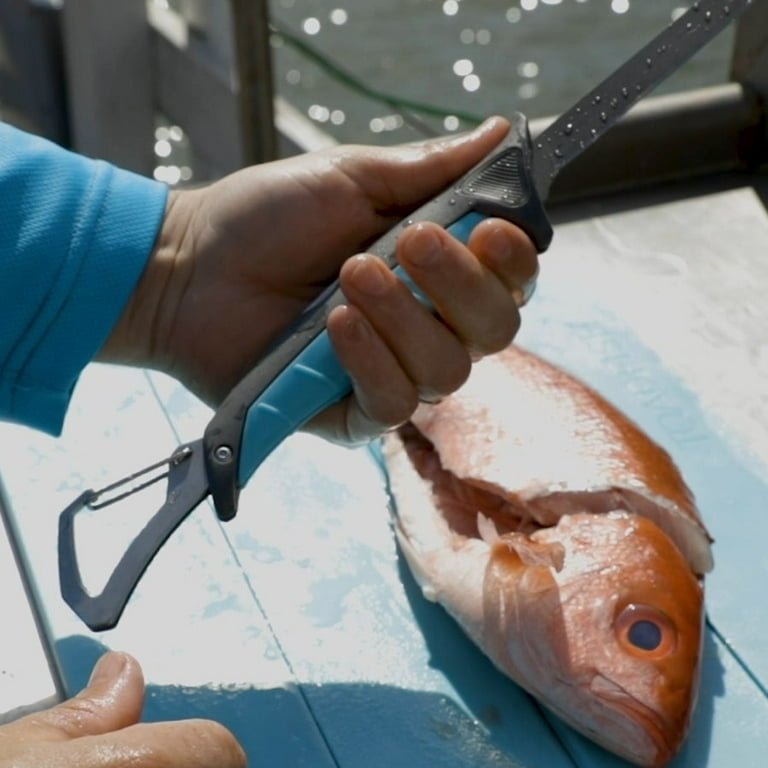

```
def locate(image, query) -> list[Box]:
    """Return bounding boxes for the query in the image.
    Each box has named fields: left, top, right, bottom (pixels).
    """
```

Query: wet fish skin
left=382, top=344, right=708, bottom=767
left=407, top=344, right=713, bottom=576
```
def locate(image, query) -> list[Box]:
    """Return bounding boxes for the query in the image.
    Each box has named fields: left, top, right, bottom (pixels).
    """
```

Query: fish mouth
left=584, top=675, right=676, bottom=767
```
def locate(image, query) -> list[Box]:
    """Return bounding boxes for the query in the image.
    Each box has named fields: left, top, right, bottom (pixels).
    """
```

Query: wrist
left=97, top=189, right=197, bottom=373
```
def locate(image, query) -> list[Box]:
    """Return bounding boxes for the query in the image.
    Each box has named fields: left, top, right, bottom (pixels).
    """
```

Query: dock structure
left=1, top=2, right=768, bottom=765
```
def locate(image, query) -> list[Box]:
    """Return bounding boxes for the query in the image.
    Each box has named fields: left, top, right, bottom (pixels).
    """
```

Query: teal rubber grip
left=236, top=212, right=486, bottom=487
left=237, top=330, right=345, bottom=485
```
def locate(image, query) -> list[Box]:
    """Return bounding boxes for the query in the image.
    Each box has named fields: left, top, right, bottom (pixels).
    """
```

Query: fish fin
left=488, top=538, right=560, bottom=596
left=496, top=533, right=566, bottom=572
left=477, top=513, right=500, bottom=545
left=394, top=522, right=439, bottom=602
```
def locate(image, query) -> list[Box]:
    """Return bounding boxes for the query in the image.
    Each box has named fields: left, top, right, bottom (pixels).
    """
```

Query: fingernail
left=405, top=224, right=442, bottom=268
left=88, top=652, right=127, bottom=686
left=485, top=224, right=514, bottom=268
left=352, top=255, right=391, bottom=296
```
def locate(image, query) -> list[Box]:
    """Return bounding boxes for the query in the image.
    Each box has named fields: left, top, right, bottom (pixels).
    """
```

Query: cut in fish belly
left=407, top=345, right=712, bottom=575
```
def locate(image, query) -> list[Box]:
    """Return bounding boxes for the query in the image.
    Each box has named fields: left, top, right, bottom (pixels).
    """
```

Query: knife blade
left=532, top=0, right=752, bottom=198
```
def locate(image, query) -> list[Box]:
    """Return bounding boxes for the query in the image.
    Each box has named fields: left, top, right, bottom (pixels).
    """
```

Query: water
left=268, top=0, right=735, bottom=145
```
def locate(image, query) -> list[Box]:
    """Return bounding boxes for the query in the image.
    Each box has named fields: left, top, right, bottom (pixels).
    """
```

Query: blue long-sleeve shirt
left=0, top=122, right=168, bottom=435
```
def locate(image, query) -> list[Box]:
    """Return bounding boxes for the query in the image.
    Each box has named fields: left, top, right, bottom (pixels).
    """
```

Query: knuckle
left=369, top=388, right=420, bottom=430
left=432, top=351, right=472, bottom=396
left=475, top=311, right=520, bottom=355
left=45, top=697, right=105, bottom=739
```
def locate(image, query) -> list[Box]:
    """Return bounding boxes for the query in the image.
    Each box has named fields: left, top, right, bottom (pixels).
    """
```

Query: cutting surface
left=0, top=182, right=767, bottom=766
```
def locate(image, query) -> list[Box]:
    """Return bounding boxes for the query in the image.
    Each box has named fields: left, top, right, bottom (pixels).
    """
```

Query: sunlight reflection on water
left=269, top=0, right=734, bottom=145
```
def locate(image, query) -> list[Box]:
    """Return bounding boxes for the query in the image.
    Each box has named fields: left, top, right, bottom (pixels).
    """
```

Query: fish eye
left=628, top=619, right=662, bottom=651
left=615, top=604, right=676, bottom=659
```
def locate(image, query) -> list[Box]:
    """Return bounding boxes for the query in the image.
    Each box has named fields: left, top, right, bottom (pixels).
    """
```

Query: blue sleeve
left=0, top=122, right=169, bottom=435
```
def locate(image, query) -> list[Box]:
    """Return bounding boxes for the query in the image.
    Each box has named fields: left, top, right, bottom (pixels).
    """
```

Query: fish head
left=484, top=511, right=704, bottom=768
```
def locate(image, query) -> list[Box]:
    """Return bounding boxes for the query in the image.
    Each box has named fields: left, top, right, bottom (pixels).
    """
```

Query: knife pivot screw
left=213, top=445, right=234, bottom=464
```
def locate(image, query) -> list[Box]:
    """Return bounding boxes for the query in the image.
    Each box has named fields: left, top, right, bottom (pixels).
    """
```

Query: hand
left=101, top=116, right=538, bottom=444
left=0, top=652, right=245, bottom=768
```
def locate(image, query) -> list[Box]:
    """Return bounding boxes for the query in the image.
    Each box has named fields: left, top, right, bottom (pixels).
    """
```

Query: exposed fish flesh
left=381, top=344, right=711, bottom=767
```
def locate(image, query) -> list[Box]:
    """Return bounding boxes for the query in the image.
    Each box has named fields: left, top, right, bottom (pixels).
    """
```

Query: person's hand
left=101, top=116, right=538, bottom=444
left=0, top=652, right=245, bottom=768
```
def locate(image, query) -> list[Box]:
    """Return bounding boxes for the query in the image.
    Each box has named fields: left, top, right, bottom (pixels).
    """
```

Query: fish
left=380, top=344, right=712, bottom=768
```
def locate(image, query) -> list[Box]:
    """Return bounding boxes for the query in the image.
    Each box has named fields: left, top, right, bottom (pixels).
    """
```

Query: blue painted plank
left=0, top=366, right=336, bottom=767
left=224, top=437, right=575, bottom=768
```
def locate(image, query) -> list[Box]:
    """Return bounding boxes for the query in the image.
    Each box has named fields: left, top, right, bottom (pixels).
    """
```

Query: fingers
left=340, top=254, right=472, bottom=398
left=340, top=116, right=514, bottom=214
left=57, top=719, right=247, bottom=768
left=316, top=217, right=538, bottom=444
left=0, top=651, right=247, bottom=768
left=18, top=652, right=145, bottom=742
left=396, top=219, right=537, bottom=356
left=466, top=218, right=540, bottom=309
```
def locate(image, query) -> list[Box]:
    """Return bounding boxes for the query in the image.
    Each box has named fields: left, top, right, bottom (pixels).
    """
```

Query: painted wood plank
left=148, top=364, right=768, bottom=767
left=0, top=366, right=335, bottom=766
left=146, top=370, right=576, bottom=768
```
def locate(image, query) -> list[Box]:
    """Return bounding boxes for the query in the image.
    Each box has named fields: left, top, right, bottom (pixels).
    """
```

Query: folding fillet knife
left=58, top=0, right=753, bottom=630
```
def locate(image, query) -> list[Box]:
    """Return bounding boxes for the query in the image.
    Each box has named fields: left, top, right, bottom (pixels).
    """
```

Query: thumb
left=41, top=651, right=146, bottom=740
left=363, top=116, right=512, bottom=208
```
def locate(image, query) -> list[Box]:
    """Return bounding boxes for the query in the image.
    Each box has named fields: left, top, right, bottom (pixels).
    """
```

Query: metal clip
left=84, top=445, right=194, bottom=510
left=58, top=439, right=210, bottom=631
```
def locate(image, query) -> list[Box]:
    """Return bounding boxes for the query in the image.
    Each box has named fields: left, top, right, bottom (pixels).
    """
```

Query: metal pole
left=229, top=0, right=277, bottom=164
